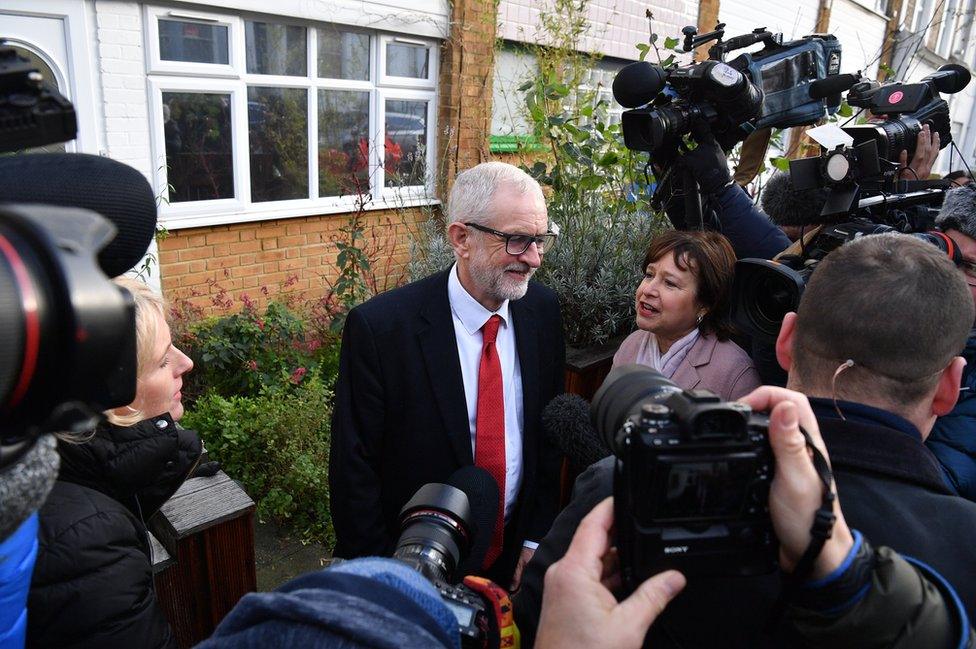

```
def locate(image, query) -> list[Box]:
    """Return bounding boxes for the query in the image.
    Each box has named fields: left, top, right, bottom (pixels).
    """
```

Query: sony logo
left=663, top=546, right=689, bottom=554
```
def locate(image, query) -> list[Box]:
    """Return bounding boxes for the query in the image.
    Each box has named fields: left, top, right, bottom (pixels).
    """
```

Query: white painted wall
left=718, top=0, right=819, bottom=44
left=827, top=0, right=888, bottom=78
left=498, top=0, right=699, bottom=62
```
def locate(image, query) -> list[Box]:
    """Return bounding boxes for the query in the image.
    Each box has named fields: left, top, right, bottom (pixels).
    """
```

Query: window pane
left=385, top=99, right=427, bottom=187
left=245, top=21, right=307, bottom=76
left=162, top=92, right=234, bottom=202
left=318, top=28, right=369, bottom=80
left=158, top=19, right=229, bottom=64
left=318, top=90, right=369, bottom=196
left=248, top=87, right=309, bottom=202
left=386, top=42, right=429, bottom=79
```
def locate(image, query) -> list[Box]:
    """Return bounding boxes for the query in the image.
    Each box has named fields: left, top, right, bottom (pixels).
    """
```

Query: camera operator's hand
left=739, top=387, right=854, bottom=580
left=680, top=119, right=733, bottom=194
left=535, top=498, right=686, bottom=649
left=899, top=123, right=940, bottom=181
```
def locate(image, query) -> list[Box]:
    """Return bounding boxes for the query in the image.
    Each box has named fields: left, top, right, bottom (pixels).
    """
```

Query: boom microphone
left=808, top=73, right=860, bottom=101
left=542, top=393, right=611, bottom=468
left=446, top=466, right=499, bottom=576
left=0, top=153, right=157, bottom=277
left=612, top=61, right=668, bottom=109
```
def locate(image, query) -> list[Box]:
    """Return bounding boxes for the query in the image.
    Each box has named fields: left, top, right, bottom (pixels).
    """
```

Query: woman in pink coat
left=613, top=229, right=761, bottom=401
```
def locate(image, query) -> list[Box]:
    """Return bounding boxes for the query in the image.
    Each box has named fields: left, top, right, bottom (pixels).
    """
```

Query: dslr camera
left=391, top=481, right=514, bottom=649
left=591, top=365, right=775, bottom=589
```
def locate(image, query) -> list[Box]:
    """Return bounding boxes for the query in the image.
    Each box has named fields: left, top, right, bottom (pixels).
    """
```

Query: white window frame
left=146, top=7, right=440, bottom=230
left=378, top=35, right=439, bottom=88
left=145, top=6, right=238, bottom=77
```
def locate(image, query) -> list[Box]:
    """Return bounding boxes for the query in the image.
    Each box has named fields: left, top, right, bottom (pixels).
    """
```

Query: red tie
left=476, top=314, right=506, bottom=569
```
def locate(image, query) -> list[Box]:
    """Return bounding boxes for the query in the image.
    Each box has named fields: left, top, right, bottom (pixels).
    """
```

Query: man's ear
left=775, top=312, right=797, bottom=373
left=932, top=356, right=966, bottom=416
left=447, top=221, right=470, bottom=259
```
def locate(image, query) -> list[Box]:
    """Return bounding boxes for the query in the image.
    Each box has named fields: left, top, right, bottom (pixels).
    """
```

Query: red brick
left=179, top=246, right=215, bottom=262
left=206, top=231, right=241, bottom=245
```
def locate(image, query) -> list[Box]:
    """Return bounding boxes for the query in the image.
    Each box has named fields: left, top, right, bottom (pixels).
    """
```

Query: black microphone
left=925, top=63, right=972, bottom=95
left=760, top=171, right=831, bottom=227
left=542, top=393, right=611, bottom=468
left=447, top=465, right=499, bottom=576
left=808, top=73, right=861, bottom=101
left=0, top=153, right=157, bottom=277
left=612, top=61, right=668, bottom=108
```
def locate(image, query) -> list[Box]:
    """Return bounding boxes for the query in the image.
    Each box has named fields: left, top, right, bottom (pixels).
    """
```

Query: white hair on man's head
left=446, top=161, right=544, bottom=227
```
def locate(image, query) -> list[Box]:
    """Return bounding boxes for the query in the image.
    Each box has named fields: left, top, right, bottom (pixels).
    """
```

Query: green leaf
left=597, top=152, right=619, bottom=167
left=636, top=43, right=650, bottom=61
left=517, top=80, right=534, bottom=92
left=838, top=101, right=853, bottom=118
left=770, top=156, right=791, bottom=172
left=664, top=36, right=680, bottom=49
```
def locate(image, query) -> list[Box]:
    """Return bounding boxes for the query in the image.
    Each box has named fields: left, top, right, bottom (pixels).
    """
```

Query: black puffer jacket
left=27, top=414, right=201, bottom=649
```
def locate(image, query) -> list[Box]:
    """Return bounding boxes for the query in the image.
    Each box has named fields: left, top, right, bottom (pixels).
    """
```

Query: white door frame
left=1, top=0, right=101, bottom=154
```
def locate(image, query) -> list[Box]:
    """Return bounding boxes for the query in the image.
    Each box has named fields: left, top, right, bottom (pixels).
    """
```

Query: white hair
left=446, top=161, right=545, bottom=227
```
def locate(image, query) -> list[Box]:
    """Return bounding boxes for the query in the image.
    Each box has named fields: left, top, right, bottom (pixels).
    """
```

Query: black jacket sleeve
left=524, top=296, right=567, bottom=543
left=329, top=306, right=392, bottom=558
left=28, top=486, right=175, bottom=649
left=513, top=457, right=614, bottom=645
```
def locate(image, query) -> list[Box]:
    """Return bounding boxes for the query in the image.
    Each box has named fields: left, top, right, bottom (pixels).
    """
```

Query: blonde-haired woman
left=27, top=277, right=200, bottom=649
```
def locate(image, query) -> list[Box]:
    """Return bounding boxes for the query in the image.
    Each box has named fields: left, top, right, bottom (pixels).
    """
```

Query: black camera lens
left=752, top=272, right=799, bottom=335
left=731, top=259, right=806, bottom=341
left=592, top=365, right=682, bottom=452
left=393, top=483, right=473, bottom=584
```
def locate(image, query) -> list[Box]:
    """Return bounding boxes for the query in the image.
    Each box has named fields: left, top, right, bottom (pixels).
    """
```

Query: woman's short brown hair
left=641, top=229, right=737, bottom=340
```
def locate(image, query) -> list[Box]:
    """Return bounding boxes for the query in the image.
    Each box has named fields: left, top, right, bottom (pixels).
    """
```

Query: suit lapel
left=418, top=272, right=474, bottom=466
left=511, top=298, right=540, bottom=473
left=671, top=335, right=715, bottom=390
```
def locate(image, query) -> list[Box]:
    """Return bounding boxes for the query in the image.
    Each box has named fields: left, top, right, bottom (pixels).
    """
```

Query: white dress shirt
left=447, top=264, right=524, bottom=523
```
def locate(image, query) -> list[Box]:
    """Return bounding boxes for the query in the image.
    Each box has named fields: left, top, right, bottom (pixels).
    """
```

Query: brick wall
left=94, top=0, right=153, bottom=179
left=438, top=0, right=498, bottom=191
left=158, top=206, right=432, bottom=311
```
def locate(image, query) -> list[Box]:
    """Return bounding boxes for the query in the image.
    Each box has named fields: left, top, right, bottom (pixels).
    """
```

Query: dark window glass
left=318, top=90, right=370, bottom=196
left=248, top=87, right=309, bottom=202
left=245, top=21, right=307, bottom=76
left=318, top=28, right=369, bottom=80
left=162, top=92, right=234, bottom=202
left=158, top=19, right=229, bottom=64
left=385, top=99, right=428, bottom=187
left=386, top=42, right=429, bottom=79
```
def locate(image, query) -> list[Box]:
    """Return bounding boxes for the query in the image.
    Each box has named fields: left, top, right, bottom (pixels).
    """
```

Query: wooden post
left=151, top=472, right=256, bottom=648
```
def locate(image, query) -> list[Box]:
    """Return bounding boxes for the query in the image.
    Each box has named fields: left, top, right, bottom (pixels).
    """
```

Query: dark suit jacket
left=329, top=269, right=565, bottom=579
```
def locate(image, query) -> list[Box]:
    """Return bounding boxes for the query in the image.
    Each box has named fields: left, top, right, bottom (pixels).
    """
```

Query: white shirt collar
left=448, top=263, right=511, bottom=335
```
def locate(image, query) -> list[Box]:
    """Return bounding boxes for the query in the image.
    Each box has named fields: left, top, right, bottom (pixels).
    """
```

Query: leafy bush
left=172, top=295, right=340, bottom=404
left=181, top=368, right=336, bottom=546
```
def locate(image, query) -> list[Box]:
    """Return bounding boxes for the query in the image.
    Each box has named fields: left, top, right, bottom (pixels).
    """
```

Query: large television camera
left=730, top=64, right=973, bottom=340
left=591, top=364, right=776, bottom=588
left=612, top=22, right=844, bottom=228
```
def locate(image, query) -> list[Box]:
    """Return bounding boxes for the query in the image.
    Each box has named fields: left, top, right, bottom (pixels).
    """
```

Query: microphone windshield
left=808, top=74, right=860, bottom=100
left=446, top=466, right=499, bottom=575
left=613, top=62, right=668, bottom=108
left=760, top=171, right=830, bottom=227
left=0, top=153, right=157, bottom=277
left=928, top=64, right=972, bottom=95
left=542, top=393, right=611, bottom=468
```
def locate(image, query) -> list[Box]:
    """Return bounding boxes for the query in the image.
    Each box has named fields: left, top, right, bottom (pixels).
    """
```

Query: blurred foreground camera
left=0, top=205, right=136, bottom=468
left=393, top=481, right=514, bottom=649
left=592, top=365, right=775, bottom=588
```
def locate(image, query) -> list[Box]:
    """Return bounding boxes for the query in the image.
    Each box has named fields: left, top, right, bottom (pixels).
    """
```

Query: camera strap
left=766, top=424, right=837, bottom=632
left=789, top=425, right=837, bottom=582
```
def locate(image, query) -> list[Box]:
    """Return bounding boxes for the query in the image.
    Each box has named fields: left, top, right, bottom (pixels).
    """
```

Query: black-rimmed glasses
left=464, top=222, right=558, bottom=255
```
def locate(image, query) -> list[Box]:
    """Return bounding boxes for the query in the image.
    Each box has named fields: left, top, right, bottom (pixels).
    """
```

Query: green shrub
left=181, top=368, right=336, bottom=546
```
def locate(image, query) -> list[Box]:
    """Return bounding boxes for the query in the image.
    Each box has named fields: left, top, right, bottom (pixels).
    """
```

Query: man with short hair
left=329, top=161, right=564, bottom=587
left=514, top=233, right=976, bottom=647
